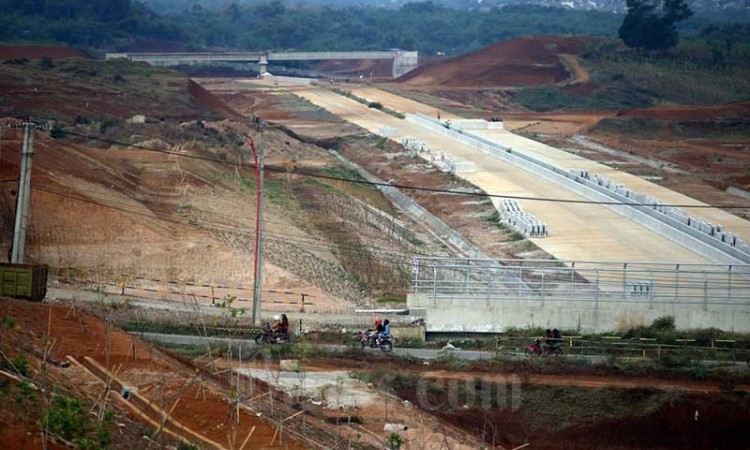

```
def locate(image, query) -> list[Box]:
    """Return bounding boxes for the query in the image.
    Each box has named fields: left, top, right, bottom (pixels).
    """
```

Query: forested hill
left=0, top=0, right=183, bottom=49
left=0, top=0, right=741, bottom=56
left=0, top=0, right=619, bottom=55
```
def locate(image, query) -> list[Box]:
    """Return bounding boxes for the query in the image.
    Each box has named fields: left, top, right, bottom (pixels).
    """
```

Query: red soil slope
left=0, top=45, right=85, bottom=60
left=398, top=35, right=587, bottom=87
left=0, top=297, right=306, bottom=449
left=617, top=101, right=750, bottom=120
left=314, top=59, right=393, bottom=79
left=188, top=79, right=244, bottom=120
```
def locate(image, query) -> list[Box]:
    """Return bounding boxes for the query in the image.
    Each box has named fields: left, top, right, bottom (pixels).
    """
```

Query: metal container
left=0, top=263, right=48, bottom=301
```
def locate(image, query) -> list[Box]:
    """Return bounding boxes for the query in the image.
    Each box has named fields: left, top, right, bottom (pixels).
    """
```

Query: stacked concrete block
left=401, top=137, right=428, bottom=153
left=570, top=169, right=591, bottom=180
left=626, top=281, right=652, bottom=297
left=665, top=207, right=689, bottom=225
left=499, top=199, right=549, bottom=237
left=599, top=172, right=750, bottom=255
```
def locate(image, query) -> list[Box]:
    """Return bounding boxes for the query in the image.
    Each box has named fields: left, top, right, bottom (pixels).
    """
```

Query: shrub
left=691, top=362, right=708, bottom=380
left=367, top=101, right=384, bottom=110
left=41, top=396, right=110, bottom=450
left=651, top=316, right=676, bottom=332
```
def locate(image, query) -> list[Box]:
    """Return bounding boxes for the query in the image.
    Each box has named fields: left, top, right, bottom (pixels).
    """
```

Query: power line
left=58, top=129, right=750, bottom=210
left=29, top=181, right=422, bottom=260
left=30, top=183, right=426, bottom=264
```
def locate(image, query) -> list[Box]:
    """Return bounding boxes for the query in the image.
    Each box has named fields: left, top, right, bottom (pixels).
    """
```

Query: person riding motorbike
left=541, top=329, right=553, bottom=354
left=367, top=318, right=384, bottom=347
left=377, top=319, right=390, bottom=344
left=549, top=328, right=563, bottom=354
left=271, top=314, right=290, bottom=343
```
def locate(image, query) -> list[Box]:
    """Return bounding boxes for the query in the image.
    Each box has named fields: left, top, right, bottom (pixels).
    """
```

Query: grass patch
left=119, top=321, right=260, bottom=338
left=264, top=178, right=300, bottom=211
left=41, top=395, right=112, bottom=450
left=152, top=342, right=226, bottom=358
left=518, top=385, right=682, bottom=431
left=375, top=295, right=406, bottom=305
left=331, top=88, right=405, bottom=119
left=513, top=39, right=750, bottom=112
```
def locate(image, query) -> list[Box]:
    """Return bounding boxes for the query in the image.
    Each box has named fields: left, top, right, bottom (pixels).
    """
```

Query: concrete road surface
left=289, top=86, right=720, bottom=264
left=351, top=86, right=750, bottom=243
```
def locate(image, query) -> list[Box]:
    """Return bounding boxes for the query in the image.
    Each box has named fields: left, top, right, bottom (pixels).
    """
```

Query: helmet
left=273, top=315, right=280, bottom=321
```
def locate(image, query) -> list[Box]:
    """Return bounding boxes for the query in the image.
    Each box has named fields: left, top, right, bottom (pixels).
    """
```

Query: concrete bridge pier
left=258, top=55, right=268, bottom=75
left=392, top=51, right=419, bottom=78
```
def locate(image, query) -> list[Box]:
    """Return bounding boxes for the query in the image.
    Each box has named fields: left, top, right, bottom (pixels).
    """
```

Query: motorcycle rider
left=540, top=329, right=553, bottom=354
left=272, top=314, right=290, bottom=343
left=368, top=318, right=384, bottom=347
left=550, top=328, right=563, bottom=353
left=377, top=319, right=390, bottom=344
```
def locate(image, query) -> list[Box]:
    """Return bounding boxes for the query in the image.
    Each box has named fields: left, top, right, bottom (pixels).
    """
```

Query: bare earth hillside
left=398, top=36, right=586, bottom=87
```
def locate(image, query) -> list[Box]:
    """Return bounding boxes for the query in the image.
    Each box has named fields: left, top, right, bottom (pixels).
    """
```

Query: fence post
left=570, top=262, right=575, bottom=300
left=595, top=269, right=600, bottom=310
left=657, top=344, right=661, bottom=364
left=432, top=266, right=438, bottom=307
left=703, top=273, right=708, bottom=312
left=518, top=266, right=523, bottom=297
left=728, top=265, right=732, bottom=302
left=486, top=272, right=493, bottom=306
left=649, top=270, right=654, bottom=310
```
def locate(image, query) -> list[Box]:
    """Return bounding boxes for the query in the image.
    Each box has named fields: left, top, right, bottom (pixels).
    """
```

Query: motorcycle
left=255, top=322, right=290, bottom=345
left=357, top=330, right=393, bottom=352
left=524, top=338, right=563, bottom=356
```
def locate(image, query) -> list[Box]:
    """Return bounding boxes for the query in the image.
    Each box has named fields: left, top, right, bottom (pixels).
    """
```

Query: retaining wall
left=408, top=293, right=750, bottom=333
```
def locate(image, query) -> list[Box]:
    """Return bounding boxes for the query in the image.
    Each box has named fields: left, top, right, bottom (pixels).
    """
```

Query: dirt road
left=557, top=54, right=589, bottom=85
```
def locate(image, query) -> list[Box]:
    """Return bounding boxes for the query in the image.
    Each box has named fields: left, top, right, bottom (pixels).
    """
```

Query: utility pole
left=247, top=120, right=266, bottom=326
left=10, top=119, right=46, bottom=264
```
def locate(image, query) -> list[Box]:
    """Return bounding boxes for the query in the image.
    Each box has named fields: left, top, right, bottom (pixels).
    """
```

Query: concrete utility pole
left=10, top=120, right=45, bottom=264
left=248, top=121, right=266, bottom=326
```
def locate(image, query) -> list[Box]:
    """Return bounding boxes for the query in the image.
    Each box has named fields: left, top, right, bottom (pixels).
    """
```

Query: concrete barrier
left=391, top=326, right=426, bottom=343
left=408, top=293, right=750, bottom=333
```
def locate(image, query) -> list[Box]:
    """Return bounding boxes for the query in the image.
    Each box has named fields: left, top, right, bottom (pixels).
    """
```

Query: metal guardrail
left=495, top=335, right=748, bottom=362
left=412, top=257, right=750, bottom=309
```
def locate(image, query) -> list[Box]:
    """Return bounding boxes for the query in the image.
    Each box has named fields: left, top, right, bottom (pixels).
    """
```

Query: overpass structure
left=105, top=50, right=419, bottom=79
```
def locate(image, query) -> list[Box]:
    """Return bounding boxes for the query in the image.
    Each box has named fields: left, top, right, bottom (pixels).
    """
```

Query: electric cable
left=58, top=129, right=750, bottom=210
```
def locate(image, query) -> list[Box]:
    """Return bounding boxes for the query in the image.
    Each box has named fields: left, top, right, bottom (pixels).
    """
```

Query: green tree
left=618, top=0, right=693, bottom=51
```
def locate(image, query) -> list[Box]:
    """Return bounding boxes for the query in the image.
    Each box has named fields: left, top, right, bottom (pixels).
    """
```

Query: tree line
left=0, top=0, right=618, bottom=54
left=0, top=1, right=747, bottom=56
